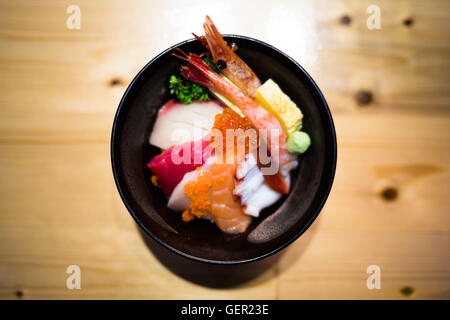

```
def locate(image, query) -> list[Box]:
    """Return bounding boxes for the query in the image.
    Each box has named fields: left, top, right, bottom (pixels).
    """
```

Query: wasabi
left=287, top=131, right=311, bottom=154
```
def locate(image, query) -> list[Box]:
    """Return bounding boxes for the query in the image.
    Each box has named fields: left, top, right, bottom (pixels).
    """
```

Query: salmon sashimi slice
left=210, top=162, right=251, bottom=234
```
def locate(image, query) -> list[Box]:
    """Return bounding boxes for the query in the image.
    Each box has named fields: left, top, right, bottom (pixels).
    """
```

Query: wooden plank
left=0, top=0, right=448, bottom=299
left=0, top=143, right=277, bottom=299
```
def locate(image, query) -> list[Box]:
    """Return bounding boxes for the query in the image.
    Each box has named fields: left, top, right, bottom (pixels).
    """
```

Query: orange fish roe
left=210, top=107, right=258, bottom=160
left=182, top=210, right=195, bottom=222
left=182, top=168, right=212, bottom=222
left=151, top=175, right=159, bottom=187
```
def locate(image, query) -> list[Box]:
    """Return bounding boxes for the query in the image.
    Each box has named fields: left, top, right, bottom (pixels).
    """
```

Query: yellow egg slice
left=255, top=79, right=303, bottom=135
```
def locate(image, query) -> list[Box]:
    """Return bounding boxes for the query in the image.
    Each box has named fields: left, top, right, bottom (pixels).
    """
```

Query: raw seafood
left=149, top=99, right=223, bottom=149
left=194, top=16, right=261, bottom=97
left=147, top=137, right=212, bottom=196
left=234, top=153, right=283, bottom=217
left=145, top=16, right=311, bottom=235
left=210, top=162, right=251, bottom=234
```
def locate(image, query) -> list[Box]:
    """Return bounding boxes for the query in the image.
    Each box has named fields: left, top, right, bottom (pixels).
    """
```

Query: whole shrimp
left=172, top=50, right=297, bottom=194
left=193, top=16, right=261, bottom=98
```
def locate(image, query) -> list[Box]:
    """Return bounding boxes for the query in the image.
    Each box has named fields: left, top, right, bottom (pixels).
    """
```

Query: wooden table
left=0, top=0, right=449, bottom=299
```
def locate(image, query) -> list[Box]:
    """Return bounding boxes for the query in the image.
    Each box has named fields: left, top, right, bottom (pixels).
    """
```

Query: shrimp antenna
left=171, top=47, right=189, bottom=61
left=192, top=32, right=209, bottom=50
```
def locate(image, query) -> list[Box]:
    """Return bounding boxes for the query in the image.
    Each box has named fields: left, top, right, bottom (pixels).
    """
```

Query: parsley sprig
left=169, top=55, right=221, bottom=104
left=169, top=75, right=210, bottom=104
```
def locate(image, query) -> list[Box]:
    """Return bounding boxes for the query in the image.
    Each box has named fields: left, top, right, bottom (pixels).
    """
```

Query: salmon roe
left=181, top=108, right=258, bottom=223
left=182, top=168, right=212, bottom=222
left=210, top=108, right=258, bottom=158
left=151, top=175, right=159, bottom=187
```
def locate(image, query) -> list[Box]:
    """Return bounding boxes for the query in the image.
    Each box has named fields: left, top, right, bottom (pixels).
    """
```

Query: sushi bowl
left=111, top=35, right=337, bottom=264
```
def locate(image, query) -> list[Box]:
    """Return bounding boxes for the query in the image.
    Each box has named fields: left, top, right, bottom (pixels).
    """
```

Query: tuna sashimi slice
left=147, top=136, right=213, bottom=196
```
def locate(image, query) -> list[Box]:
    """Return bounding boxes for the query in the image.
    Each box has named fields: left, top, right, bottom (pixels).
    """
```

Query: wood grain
left=0, top=0, right=449, bottom=299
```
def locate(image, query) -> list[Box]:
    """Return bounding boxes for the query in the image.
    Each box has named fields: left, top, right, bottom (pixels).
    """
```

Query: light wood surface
left=0, top=0, right=449, bottom=299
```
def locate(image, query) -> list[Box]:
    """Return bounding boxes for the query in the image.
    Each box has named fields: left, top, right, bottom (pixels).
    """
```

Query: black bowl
left=111, top=35, right=337, bottom=264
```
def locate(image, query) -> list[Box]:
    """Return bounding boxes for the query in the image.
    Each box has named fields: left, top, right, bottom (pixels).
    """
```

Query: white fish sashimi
left=167, top=157, right=217, bottom=222
left=234, top=153, right=290, bottom=217
left=149, top=100, right=223, bottom=150
left=167, top=169, right=201, bottom=212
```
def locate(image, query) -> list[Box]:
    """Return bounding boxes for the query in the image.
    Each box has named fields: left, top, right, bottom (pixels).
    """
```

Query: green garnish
left=169, top=75, right=210, bottom=104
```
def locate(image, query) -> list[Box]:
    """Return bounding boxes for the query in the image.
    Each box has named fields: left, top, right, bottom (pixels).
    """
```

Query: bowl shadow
left=137, top=226, right=277, bottom=288
left=137, top=217, right=319, bottom=289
